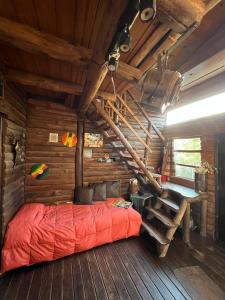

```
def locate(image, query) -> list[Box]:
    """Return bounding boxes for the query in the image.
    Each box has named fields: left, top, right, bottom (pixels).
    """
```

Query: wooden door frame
left=0, top=112, right=5, bottom=249
left=215, top=133, right=225, bottom=246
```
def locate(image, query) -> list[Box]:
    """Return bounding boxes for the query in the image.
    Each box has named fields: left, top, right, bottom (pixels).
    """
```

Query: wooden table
left=161, top=182, right=208, bottom=245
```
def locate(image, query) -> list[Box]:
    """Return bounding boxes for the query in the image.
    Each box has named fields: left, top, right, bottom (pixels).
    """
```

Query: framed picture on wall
left=84, top=133, right=103, bottom=148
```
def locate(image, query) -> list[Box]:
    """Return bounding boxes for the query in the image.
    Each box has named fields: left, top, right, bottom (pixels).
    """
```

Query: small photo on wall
left=84, top=133, right=103, bottom=148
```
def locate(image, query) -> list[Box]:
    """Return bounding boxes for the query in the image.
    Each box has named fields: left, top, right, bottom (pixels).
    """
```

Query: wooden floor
left=1, top=233, right=225, bottom=300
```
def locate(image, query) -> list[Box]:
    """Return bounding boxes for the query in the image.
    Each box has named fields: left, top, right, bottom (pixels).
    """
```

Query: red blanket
left=1, top=198, right=141, bottom=272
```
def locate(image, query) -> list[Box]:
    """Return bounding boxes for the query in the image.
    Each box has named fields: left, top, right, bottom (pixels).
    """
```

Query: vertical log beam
left=75, top=119, right=84, bottom=201
left=78, top=62, right=108, bottom=116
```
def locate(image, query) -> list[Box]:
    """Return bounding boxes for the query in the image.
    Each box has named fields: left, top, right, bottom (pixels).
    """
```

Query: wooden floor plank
left=113, top=242, right=154, bottom=300
left=1, top=234, right=225, bottom=300
left=79, top=252, right=97, bottom=300
left=62, top=256, right=74, bottom=300
left=27, top=264, right=43, bottom=300
left=99, top=246, right=131, bottom=300
left=3, top=269, right=24, bottom=300
left=94, top=246, right=120, bottom=300
left=86, top=250, right=109, bottom=300
left=38, top=262, right=54, bottom=300
left=16, top=267, right=34, bottom=300
left=118, top=240, right=165, bottom=300
left=51, top=259, right=63, bottom=300
left=106, top=244, right=142, bottom=300
left=72, top=254, right=85, bottom=300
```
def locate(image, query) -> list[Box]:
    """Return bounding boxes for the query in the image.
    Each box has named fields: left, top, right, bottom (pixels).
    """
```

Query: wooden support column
left=78, top=62, right=109, bottom=116
left=75, top=119, right=84, bottom=201
left=144, top=121, right=152, bottom=167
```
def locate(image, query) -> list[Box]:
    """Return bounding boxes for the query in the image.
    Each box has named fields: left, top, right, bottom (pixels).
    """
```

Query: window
left=166, top=91, right=225, bottom=126
left=173, top=138, right=201, bottom=181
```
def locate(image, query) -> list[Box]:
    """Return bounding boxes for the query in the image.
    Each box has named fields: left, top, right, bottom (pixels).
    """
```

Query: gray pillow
left=106, top=181, right=120, bottom=198
left=77, top=186, right=94, bottom=204
left=92, top=182, right=107, bottom=201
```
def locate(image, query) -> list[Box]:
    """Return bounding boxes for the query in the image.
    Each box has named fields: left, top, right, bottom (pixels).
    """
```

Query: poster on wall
left=62, top=132, right=77, bottom=147
left=84, top=133, right=103, bottom=148
left=31, top=163, right=49, bottom=180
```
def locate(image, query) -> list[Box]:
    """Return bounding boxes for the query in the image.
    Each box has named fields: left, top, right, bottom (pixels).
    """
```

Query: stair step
left=158, top=197, right=180, bottom=212
left=106, top=135, right=120, bottom=141
left=128, top=162, right=140, bottom=170
left=145, top=207, right=177, bottom=228
left=142, top=220, right=170, bottom=245
left=119, top=152, right=133, bottom=161
left=113, top=146, right=126, bottom=151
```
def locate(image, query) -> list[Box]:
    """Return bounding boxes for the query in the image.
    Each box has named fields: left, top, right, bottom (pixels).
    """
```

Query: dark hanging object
left=108, top=56, right=119, bottom=72
left=139, top=0, right=156, bottom=22
left=119, top=26, right=132, bottom=53
left=9, top=132, right=26, bottom=168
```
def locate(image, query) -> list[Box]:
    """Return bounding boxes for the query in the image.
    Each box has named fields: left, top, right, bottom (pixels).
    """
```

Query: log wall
left=84, top=101, right=165, bottom=195
left=165, top=72, right=225, bottom=238
left=0, top=84, right=26, bottom=244
left=25, top=99, right=77, bottom=203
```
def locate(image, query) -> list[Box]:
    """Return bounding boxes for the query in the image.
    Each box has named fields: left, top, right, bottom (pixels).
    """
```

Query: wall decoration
left=49, top=132, right=58, bottom=143
left=84, top=133, right=103, bottom=148
left=31, top=163, right=49, bottom=180
left=83, top=148, right=93, bottom=159
left=97, top=153, right=116, bottom=163
left=62, top=132, right=77, bottom=147
left=8, top=132, right=26, bottom=168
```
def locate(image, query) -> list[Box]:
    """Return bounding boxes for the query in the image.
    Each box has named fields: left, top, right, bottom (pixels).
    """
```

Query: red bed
left=1, top=198, right=141, bottom=272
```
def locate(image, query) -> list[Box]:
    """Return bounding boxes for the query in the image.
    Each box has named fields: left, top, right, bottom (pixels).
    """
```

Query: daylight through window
left=173, top=138, right=201, bottom=181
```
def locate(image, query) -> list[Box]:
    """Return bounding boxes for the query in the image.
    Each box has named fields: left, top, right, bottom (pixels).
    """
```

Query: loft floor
left=1, top=233, right=225, bottom=300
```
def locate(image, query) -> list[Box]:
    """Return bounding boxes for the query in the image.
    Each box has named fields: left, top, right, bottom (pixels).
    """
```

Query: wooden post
left=144, top=121, right=152, bottom=167
left=75, top=119, right=84, bottom=201
left=0, top=114, right=3, bottom=250
left=183, top=202, right=191, bottom=244
left=200, top=199, right=208, bottom=237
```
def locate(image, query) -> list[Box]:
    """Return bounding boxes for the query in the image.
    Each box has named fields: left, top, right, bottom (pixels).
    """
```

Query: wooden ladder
left=142, top=189, right=188, bottom=257
left=89, top=97, right=162, bottom=193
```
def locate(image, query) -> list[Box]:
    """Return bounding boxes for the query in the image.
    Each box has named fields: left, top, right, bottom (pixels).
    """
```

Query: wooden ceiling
left=0, top=0, right=224, bottom=109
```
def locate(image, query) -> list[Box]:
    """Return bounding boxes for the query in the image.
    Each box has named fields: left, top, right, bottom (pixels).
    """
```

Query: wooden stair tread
left=142, top=220, right=170, bottom=245
left=119, top=151, right=133, bottom=161
left=158, top=197, right=180, bottom=212
left=145, top=207, right=177, bottom=227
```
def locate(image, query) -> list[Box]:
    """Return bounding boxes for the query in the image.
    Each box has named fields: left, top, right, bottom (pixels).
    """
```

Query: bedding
left=1, top=198, right=141, bottom=272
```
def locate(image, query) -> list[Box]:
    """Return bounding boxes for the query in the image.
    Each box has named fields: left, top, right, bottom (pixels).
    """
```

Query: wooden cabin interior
left=0, top=0, right=225, bottom=299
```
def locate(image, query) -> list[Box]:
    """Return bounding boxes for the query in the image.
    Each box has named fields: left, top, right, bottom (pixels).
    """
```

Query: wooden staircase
left=142, top=189, right=188, bottom=257
left=88, top=96, right=162, bottom=193
left=87, top=95, right=187, bottom=257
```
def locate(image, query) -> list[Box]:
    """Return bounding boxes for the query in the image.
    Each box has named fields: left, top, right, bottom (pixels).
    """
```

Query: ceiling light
left=139, top=0, right=156, bottom=22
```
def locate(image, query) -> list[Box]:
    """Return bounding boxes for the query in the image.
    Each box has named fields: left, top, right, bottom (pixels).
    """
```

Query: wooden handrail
left=106, top=100, right=152, bottom=153
left=117, top=94, right=153, bottom=142
left=94, top=100, right=162, bottom=193
left=133, top=100, right=165, bottom=143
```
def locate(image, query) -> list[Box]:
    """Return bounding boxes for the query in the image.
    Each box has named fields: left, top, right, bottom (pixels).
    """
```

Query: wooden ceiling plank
left=0, top=16, right=92, bottom=67
left=130, top=24, right=170, bottom=67
left=4, top=68, right=115, bottom=101
left=78, top=0, right=128, bottom=116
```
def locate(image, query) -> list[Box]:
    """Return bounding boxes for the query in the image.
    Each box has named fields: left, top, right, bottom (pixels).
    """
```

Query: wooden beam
left=75, top=120, right=84, bottom=201
left=0, top=16, right=141, bottom=84
left=78, top=62, right=109, bottom=116
left=0, top=16, right=91, bottom=67
left=4, top=68, right=115, bottom=101
left=107, top=100, right=152, bottom=153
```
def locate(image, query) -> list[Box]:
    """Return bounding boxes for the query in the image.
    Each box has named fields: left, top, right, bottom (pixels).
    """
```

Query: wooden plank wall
left=83, top=102, right=165, bottom=195
left=25, top=99, right=77, bottom=204
left=165, top=113, right=224, bottom=238
left=165, top=73, right=225, bottom=238
left=0, top=84, right=26, bottom=243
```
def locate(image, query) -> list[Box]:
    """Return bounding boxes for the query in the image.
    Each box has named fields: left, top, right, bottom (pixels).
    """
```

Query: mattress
left=1, top=198, right=141, bottom=272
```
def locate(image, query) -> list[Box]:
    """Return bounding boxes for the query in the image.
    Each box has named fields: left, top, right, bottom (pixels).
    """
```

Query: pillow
left=106, top=180, right=120, bottom=198
left=77, top=186, right=94, bottom=204
left=92, top=182, right=107, bottom=201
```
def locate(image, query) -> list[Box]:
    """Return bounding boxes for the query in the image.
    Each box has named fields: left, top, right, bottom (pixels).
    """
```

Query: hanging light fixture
left=119, top=26, right=132, bottom=53
left=139, top=0, right=156, bottom=22
left=108, top=57, right=118, bottom=72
